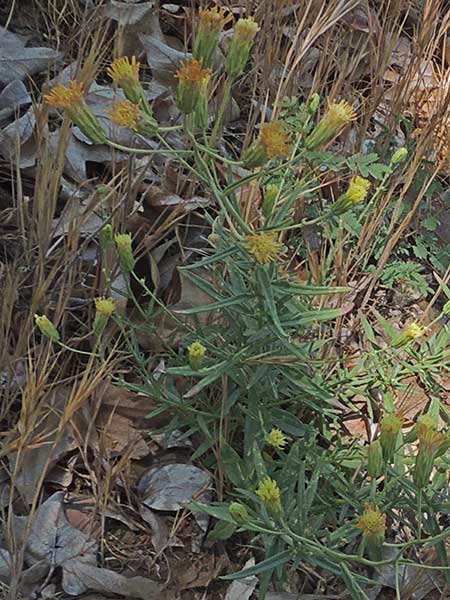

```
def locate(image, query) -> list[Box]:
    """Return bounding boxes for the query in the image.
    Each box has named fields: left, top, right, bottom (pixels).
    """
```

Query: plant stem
left=210, top=78, right=233, bottom=148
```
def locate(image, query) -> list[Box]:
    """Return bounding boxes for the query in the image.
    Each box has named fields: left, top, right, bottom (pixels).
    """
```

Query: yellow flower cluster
left=356, top=504, right=386, bottom=536
left=267, top=428, right=287, bottom=449
left=256, top=477, right=281, bottom=510
left=244, top=232, right=282, bottom=264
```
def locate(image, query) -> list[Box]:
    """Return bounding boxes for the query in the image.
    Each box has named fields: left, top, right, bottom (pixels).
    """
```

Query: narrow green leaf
left=257, top=268, right=287, bottom=337
left=221, top=550, right=291, bottom=580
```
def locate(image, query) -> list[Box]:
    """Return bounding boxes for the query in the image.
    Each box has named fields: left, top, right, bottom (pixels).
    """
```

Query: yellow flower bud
left=194, top=7, right=232, bottom=68
left=380, top=413, right=403, bottom=463
left=305, top=100, right=356, bottom=150
left=356, top=504, right=386, bottom=561
left=114, top=233, right=135, bottom=273
left=392, top=322, right=426, bottom=348
left=331, top=176, right=371, bottom=215
left=187, top=340, right=206, bottom=370
left=414, top=426, right=450, bottom=488
left=93, top=297, right=116, bottom=337
left=44, top=81, right=107, bottom=145
left=34, top=314, right=60, bottom=342
left=175, top=59, right=211, bottom=115
left=256, top=477, right=281, bottom=513
left=225, top=17, right=259, bottom=80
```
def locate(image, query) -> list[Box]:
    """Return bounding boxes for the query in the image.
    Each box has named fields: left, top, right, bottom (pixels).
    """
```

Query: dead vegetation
left=1, top=1, right=450, bottom=599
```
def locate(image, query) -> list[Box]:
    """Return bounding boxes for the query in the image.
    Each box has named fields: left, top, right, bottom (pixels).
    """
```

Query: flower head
left=114, top=233, right=135, bottom=273
left=175, top=58, right=211, bottom=114
left=108, top=56, right=140, bottom=87
left=34, top=314, right=60, bottom=342
left=244, top=231, right=282, bottom=264
left=414, top=427, right=450, bottom=488
left=392, top=322, right=426, bottom=348
left=242, top=122, right=291, bottom=168
left=44, top=80, right=107, bottom=144
left=405, top=322, right=426, bottom=339
left=356, top=504, right=386, bottom=536
left=187, top=340, right=206, bottom=370
left=194, top=7, right=232, bottom=68
left=346, top=176, right=371, bottom=204
left=260, top=122, right=292, bottom=159
left=108, top=56, right=150, bottom=111
left=305, top=100, right=356, bottom=150
left=331, top=176, right=371, bottom=215
left=199, top=6, right=232, bottom=32
left=44, top=81, right=84, bottom=109
left=267, top=428, right=288, bottom=449
left=93, top=297, right=116, bottom=337
left=256, top=477, right=281, bottom=511
left=356, top=504, right=386, bottom=561
left=95, top=297, right=116, bottom=317
left=234, top=17, right=259, bottom=43
left=226, top=17, right=259, bottom=80
left=109, top=100, right=140, bottom=129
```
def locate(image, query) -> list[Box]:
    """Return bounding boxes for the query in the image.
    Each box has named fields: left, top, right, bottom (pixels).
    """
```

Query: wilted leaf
left=97, top=409, right=150, bottom=459
left=138, top=463, right=211, bottom=511
left=48, top=131, right=124, bottom=182
left=0, top=108, right=36, bottom=167
left=138, top=505, right=169, bottom=553
left=225, top=559, right=257, bottom=600
left=0, top=26, right=61, bottom=86
left=0, top=79, right=31, bottom=121
left=103, top=0, right=155, bottom=26
left=140, top=32, right=190, bottom=86
left=62, top=559, right=164, bottom=599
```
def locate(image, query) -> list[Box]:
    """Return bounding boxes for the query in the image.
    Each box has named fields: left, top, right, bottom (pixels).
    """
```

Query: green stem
left=57, top=341, right=99, bottom=357
left=210, top=78, right=233, bottom=148
left=106, top=139, right=192, bottom=156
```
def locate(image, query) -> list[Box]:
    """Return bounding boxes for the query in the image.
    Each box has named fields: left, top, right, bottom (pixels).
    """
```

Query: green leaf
left=274, top=281, right=350, bottom=296
left=207, top=520, right=237, bottom=541
left=189, top=501, right=236, bottom=523
left=221, top=550, right=291, bottom=580
left=176, top=293, right=249, bottom=314
left=282, top=307, right=344, bottom=326
left=257, top=267, right=287, bottom=337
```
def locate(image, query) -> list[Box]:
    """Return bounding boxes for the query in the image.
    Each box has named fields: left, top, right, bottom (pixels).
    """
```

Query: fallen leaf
left=8, top=387, right=78, bottom=504
left=0, top=79, right=31, bottom=121
left=97, top=410, right=150, bottom=460
left=138, top=463, right=211, bottom=511
left=48, top=131, right=125, bottom=182
left=0, top=26, right=61, bottom=86
left=103, top=0, right=155, bottom=26
left=140, top=32, right=190, bottom=86
left=62, top=560, right=164, bottom=599
left=139, top=505, right=169, bottom=553
left=225, top=559, right=257, bottom=600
